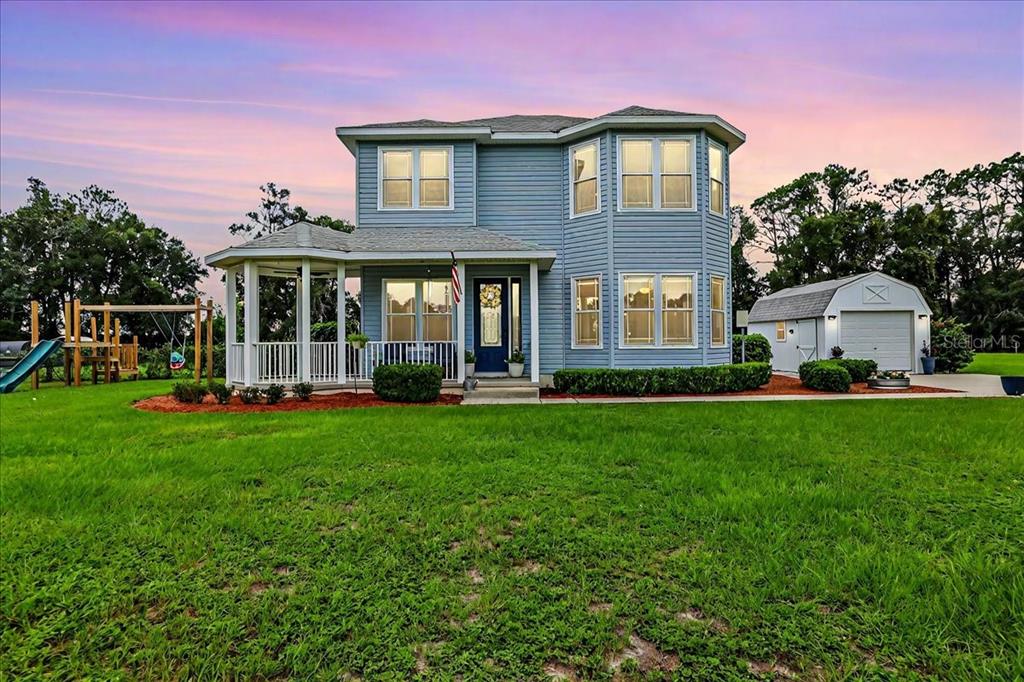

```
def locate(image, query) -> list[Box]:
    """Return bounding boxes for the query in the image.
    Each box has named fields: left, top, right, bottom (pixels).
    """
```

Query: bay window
left=570, top=140, right=599, bottom=217
left=618, top=136, right=694, bottom=210
left=384, top=280, right=453, bottom=341
left=379, top=147, right=452, bottom=209
left=572, top=275, right=602, bottom=348
left=711, top=275, right=726, bottom=346
left=620, top=274, right=697, bottom=347
left=709, top=142, right=725, bottom=215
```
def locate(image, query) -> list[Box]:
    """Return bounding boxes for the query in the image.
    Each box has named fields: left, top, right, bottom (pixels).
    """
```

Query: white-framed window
left=617, top=135, right=695, bottom=211
left=384, top=279, right=453, bottom=341
left=571, top=275, right=602, bottom=348
left=710, top=275, right=727, bottom=347
left=378, top=146, right=453, bottom=210
left=570, top=140, right=600, bottom=218
left=776, top=321, right=786, bottom=342
left=619, top=273, right=697, bottom=348
left=709, top=141, right=726, bottom=215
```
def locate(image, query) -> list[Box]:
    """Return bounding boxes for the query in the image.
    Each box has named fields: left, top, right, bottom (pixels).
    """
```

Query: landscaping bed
left=136, top=391, right=461, bottom=413
left=541, top=373, right=958, bottom=399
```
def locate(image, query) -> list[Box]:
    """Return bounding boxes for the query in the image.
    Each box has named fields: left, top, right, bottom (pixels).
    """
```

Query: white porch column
left=225, top=266, right=237, bottom=384
left=336, top=262, right=346, bottom=384
left=300, top=258, right=312, bottom=383
left=530, top=261, right=540, bottom=384
left=457, top=261, right=466, bottom=382
left=243, top=260, right=259, bottom=386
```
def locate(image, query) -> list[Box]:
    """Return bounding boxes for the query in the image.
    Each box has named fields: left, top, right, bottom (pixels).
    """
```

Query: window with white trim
left=379, top=147, right=452, bottom=209
left=711, top=275, right=726, bottom=346
left=620, top=274, right=697, bottom=347
left=618, top=136, right=694, bottom=210
left=709, top=142, right=725, bottom=215
left=570, top=141, right=599, bottom=217
left=776, top=321, right=786, bottom=341
left=385, top=280, right=453, bottom=341
left=572, top=276, right=602, bottom=348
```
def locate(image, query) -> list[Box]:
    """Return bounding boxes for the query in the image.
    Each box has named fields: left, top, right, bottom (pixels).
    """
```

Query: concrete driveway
left=912, top=373, right=1008, bottom=396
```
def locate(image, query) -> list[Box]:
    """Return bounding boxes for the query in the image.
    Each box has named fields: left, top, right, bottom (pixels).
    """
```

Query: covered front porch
left=206, top=222, right=555, bottom=388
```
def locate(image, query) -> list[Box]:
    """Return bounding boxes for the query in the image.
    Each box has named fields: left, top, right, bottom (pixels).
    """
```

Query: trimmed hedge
left=798, top=360, right=853, bottom=392
left=799, top=358, right=877, bottom=384
left=372, top=363, right=444, bottom=402
left=732, top=334, right=773, bottom=364
left=552, top=362, right=772, bottom=396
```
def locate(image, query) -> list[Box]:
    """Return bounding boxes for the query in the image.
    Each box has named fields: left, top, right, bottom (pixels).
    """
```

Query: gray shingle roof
left=237, top=221, right=546, bottom=254
left=748, top=274, right=871, bottom=322
left=345, top=105, right=706, bottom=133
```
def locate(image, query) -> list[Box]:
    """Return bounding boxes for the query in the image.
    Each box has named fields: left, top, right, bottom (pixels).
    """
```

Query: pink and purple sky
left=1, top=1, right=1022, bottom=303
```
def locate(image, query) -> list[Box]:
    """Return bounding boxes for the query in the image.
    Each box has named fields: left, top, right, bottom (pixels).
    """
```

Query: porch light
left=918, top=314, right=928, bottom=320
left=827, top=315, right=837, bottom=320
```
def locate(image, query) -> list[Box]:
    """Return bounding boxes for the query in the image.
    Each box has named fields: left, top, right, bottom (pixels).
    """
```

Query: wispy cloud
left=33, top=88, right=313, bottom=111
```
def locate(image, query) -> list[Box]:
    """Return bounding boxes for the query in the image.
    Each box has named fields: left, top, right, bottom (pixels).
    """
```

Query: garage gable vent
left=863, top=284, right=890, bottom=303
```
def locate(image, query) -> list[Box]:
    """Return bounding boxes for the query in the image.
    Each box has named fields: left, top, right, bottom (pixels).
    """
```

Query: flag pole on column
left=450, top=251, right=462, bottom=304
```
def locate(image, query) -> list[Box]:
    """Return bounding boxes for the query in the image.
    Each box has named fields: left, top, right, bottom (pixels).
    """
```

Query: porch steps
left=462, top=379, right=540, bottom=404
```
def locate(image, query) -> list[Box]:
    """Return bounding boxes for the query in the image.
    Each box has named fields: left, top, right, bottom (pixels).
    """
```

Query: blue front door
left=474, top=278, right=509, bottom=372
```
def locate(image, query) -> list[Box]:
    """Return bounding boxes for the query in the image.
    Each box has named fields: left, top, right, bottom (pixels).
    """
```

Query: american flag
left=450, top=251, right=462, bottom=304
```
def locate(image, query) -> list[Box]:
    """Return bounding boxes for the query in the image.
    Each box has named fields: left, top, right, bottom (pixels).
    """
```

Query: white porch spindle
left=300, top=257, right=312, bottom=382
left=337, top=263, right=346, bottom=384
left=456, top=261, right=466, bottom=382
left=529, top=261, right=540, bottom=384
left=243, top=260, right=259, bottom=387
left=225, top=266, right=236, bottom=384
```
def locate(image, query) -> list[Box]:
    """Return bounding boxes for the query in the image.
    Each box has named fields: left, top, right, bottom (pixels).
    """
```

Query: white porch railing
left=256, top=342, right=299, bottom=384
left=228, top=343, right=244, bottom=383
left=245, top=340, right=458, bottom=384
left=309, top=341, right=339, bottom=384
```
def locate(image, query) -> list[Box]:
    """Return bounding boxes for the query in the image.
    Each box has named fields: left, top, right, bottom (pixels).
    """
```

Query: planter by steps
left=867, top=377, right=911, bottom=389
left=1000, top=376, right=1024, bottom=396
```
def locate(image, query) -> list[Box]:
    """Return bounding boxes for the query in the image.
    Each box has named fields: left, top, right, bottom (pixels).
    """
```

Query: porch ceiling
left=205, top=222, right=556, bottom=270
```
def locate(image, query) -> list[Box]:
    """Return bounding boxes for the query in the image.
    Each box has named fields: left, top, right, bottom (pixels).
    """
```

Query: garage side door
left=840, top=311, right=912, bottom=370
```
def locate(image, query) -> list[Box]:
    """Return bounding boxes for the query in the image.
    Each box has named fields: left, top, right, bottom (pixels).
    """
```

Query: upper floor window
left=709, top=142, right=725, bottom=215
left=618, top=136, right=694, bottom=211
left=385, top=279, right=453, bottom=341
left=570, top=141, right=599, bottom=218
left=572, top=275, right=602, bottom=348
left=621, top=273, right=696, bottom=347
left=379, top=147, right=452, bottom=210
left=710, top=275, right=726, bottom=346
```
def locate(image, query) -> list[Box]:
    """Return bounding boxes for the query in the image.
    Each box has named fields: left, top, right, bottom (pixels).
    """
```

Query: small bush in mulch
left=207, top=381, right=233, bottom=405
left=263, top=384, right=286, bottom=405
left=372, top=363, right=444, bottom=403
left=293, top=382, right=315, bottom=401
left=238, top=387, right=263, bottom=405
left=799, top=361, right=852, bottom=393
left=171, top=381, right=208, bottom=404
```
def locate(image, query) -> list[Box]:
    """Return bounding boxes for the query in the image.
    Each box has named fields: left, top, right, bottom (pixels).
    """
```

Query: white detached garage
left=748, top=272, right=931, bottom=373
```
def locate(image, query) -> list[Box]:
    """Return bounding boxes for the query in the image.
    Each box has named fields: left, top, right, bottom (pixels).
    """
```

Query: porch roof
left=205, top=221, right=556, bottom=269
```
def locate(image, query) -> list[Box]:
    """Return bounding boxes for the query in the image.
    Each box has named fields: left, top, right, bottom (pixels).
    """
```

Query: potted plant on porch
left=506, top=350, right=526, bottom=378
left=465, top=350, right=476, bottom=378
left=920, top=341, right=936, bottom=375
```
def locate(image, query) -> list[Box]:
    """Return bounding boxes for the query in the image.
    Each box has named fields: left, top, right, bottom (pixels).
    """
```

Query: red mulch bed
left=135, top=392, right=462, bottom=413
left=540, top=374, right=959, bottom=400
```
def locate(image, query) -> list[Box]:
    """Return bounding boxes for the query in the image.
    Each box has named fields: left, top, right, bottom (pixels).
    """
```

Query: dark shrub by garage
left=372, top=363, right=444, bottom=402
left=799, top=360, right=852, bottom=392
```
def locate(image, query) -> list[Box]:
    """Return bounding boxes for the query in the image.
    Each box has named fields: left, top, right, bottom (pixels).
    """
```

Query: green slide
left=0, top=339, right=63, bottom=394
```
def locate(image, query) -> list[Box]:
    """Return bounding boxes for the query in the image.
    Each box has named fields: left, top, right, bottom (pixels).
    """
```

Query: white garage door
left=840, top=311, right=913, bottom=370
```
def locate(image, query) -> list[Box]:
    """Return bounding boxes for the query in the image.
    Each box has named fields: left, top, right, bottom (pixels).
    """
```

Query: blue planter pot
left=1000, top=376, right=1024, bottom=396
left=921, top=357, right=936, bottom=375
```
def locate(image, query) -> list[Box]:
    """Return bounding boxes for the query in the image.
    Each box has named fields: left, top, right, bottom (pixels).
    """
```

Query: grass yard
left=963, top=352, right=1024, bottom=376
left=1, top=383, right=1021, bottom=680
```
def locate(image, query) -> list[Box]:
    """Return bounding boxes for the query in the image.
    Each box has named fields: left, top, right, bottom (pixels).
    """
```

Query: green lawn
left=1, top=383, right=1021, bottom=680
left=963, top=352, right=1024, bottom=376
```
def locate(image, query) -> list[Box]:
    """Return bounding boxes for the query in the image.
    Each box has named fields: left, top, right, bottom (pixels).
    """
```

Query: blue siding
left=357, top=141, right=476, bottom=227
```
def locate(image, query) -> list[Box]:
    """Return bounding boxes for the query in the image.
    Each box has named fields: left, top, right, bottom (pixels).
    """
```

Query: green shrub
left=171, top=381, right=208, bottom=404
left=263, top=384, right=286, bottom=405
left=238, top=387, right=262, bottom=404
left=931, top=318, right=974, bottom=372
left=799, top=360, right=851, bottom=392
left=372, top=363, right=443, bottom=402
left=551, top=363, right=771, bottom=396
left=833, top=358, right=877, bottom=383
left=207, top=381, right=233, bottom=405
left=293, top=381, right=314, bottom=401
left=731, top=334, right=772, bottom=364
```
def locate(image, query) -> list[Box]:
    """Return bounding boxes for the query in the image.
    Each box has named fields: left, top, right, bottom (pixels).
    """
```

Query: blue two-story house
left=206, top=106, right=745, bottom=389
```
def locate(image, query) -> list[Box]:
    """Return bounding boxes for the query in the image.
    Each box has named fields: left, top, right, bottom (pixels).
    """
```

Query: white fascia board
left=206, top=246, right=557, bottom=269
left=334, top=127, right=491, bottom=154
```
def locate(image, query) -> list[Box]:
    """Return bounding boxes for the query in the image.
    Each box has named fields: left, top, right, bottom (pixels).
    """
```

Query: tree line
left=732, top=153, right=1023, bottom=345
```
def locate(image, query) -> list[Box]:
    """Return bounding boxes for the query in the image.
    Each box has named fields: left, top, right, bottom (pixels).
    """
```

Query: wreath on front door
left=479, top=284, right=502, bottom=308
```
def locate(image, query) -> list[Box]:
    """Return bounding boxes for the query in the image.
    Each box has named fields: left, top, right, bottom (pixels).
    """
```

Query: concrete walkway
left=909, top=373, right=1006, bottom=396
